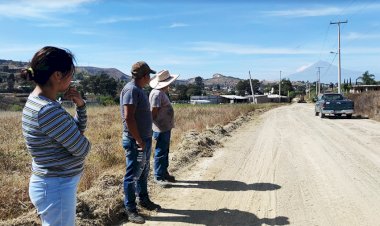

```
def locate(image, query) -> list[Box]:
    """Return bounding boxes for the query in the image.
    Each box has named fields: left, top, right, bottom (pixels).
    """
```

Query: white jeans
left=29, top=174, right=81, bottom=226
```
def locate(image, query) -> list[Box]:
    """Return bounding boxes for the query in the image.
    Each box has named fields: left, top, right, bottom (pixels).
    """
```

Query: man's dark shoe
left=126, top=210, right=145, bottom=224
left=139, top=199, right=161, bottom=211
left=164, top=174, right=176, bottom=182
left=154, top=178, right=169, bottom=187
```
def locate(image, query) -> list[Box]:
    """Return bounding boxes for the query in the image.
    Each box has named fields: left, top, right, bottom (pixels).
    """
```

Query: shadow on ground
left=147, top=208, right=289, bottom=226
left=166, top=180, right=281, bottom=191
left=322, top=114, right=369, bottom=120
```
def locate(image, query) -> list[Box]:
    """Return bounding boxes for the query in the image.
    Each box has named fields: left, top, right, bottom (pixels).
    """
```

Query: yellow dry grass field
left=0, top=103, right=275, bottom=220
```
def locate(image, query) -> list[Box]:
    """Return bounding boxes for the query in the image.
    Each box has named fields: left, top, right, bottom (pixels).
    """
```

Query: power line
left=321, top=52, right=338, bottom=82
left=317, top=24, right=332, bottom=62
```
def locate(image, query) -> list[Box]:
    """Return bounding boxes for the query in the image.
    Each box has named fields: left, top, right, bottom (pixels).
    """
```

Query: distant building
left=267, top=94, right=290, bottom=103
left=190, top=95, right=222, bottom=104
left=350, top=85, right=380, bottom=93
left=220, top=95, right=250, bottom=104
left=190, top=94, right=285, bottom=104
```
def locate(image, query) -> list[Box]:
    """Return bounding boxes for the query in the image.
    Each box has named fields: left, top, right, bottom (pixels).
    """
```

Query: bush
left=9, top=105, right=23, bottom=111
left=98, top=95, right=116, bottom=106
left=347, top=91, right=380, bottom=120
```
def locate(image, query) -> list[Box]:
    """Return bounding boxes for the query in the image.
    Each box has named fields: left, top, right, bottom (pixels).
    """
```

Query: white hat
left=149, top=70, right=179, bottom=89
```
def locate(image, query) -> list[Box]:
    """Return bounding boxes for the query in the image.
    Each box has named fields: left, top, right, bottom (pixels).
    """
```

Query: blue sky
left=0, top=0, right=379, bottom=81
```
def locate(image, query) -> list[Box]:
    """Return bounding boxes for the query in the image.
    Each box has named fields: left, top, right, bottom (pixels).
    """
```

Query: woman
left=21, top=46, right=91, bottom=226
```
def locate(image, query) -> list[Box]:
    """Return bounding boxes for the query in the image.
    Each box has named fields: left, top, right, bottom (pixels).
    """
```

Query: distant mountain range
left=288, top=60, right=365, bottom=84
left=2, top=58, right=375, bottom=85
left=0, top=59, right=130, bottom=81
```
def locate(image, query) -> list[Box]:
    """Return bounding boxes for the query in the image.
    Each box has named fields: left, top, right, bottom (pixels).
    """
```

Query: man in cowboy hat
left=149, top=69, right=179, bottom=186
left=120, top=61, right=161, bottom=224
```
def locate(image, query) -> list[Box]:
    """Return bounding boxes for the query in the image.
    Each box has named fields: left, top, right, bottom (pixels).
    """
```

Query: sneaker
left=164, top=174, right=176, bottom=182
left=154, top=178, right=170, bottom=187
left=139, top=198, right=161, bottom=211
left=126, top=210, right=145, bottom=224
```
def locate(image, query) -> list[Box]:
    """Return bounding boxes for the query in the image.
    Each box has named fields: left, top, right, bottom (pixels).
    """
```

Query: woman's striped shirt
left=22, top=94, right=91, bottom=177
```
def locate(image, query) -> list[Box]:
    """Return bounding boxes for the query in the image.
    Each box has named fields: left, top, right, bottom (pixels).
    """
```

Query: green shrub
left=98, top=95, right=116, bottom=106
left=9, top=105, right=23, bottom=111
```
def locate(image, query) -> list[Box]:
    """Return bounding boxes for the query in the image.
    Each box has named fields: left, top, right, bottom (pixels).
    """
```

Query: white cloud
left=189, top=42, right=318, bottom=55
left=344, top=32, right=380, bottom=40
left=169, top=23, right=189, bottom=28
left=0, top=0, right=95, bottom=19
left=263, top=7, right=342, bottom=17
left=263, top=4, right=380, bottom=18
left=34, top=22, right=70, bottom=27
left=345, top=47, right=380, bottom=54
left=96, top=16, right=144, bottom=24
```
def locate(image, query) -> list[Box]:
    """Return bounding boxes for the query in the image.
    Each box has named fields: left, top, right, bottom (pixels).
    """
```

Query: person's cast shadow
left=147, top=208, right=289, bottom=226
left=166, top=180, right=281, bottom=191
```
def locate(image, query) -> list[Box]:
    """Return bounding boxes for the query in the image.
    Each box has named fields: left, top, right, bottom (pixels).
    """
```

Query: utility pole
left=316, top=67, right=323, bottom=95
left=315, top=80, right=318, bottom=95
left=279, top=70, right=281, bottom=103
left=248, top=71, right=255, bottom=104
left=330, top=20, right=348, bottom=94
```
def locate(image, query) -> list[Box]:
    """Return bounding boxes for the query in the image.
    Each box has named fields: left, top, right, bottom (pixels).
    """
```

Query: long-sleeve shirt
left=22, top=94, right=91, bottom=177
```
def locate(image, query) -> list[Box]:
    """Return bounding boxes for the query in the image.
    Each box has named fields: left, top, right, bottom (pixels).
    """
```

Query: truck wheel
left=315, top=111, right=319, bottom=116
left=320, top=113, right=325, bottom=118
left=346, top=114, right=352, bottom=119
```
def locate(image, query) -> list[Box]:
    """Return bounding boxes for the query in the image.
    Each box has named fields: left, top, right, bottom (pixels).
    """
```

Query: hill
left=204, top=73, right=242, bottom=87
left=181, top=73, right=242, bottom=87
left=76, top=66, right=130, bottom=81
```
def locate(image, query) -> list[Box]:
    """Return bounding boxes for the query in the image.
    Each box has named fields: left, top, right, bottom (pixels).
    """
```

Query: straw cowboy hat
left=149, top=70, right=179, bottom=89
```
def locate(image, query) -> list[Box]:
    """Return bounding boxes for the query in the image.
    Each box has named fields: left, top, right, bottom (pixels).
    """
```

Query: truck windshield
left=324, top=94, right=344, bottom=100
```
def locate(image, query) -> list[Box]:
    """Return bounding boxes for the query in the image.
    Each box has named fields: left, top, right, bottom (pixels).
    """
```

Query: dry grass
left=0, top=103, right=276, bottom=221
left=347, top=91, right=380, bottom=121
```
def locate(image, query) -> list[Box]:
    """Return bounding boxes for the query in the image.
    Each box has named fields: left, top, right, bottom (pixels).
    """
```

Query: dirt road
left=124, top=103, right=380, bottom=226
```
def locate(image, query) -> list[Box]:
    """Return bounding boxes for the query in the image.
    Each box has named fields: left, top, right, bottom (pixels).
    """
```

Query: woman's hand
left=64, top=86, right=85, bottom=107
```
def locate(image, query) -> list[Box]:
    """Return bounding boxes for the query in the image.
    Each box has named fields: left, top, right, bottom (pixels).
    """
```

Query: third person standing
left=149, top=70, right=179, bottom=186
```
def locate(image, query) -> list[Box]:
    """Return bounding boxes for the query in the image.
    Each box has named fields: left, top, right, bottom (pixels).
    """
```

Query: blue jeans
left=29, top=173, right=81, bottom=226
left=153, top=130, right=171, bottom=180
left=122, top=137, right=152, bottom=211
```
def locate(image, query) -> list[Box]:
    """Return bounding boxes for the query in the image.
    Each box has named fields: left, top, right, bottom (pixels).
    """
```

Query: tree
left=235, top=79, right=260, bottom=96
left=74, top=72, right=85, bottom=80
left=194, top=76, right=204, bottom=90
left=80, top=73, right=119, bottom=97
left=186, top=84, right=202, bottom=97
left=7, top=73, right=15, bottom=91
left=175, top=84, right=189, bottom=100
left=272, top=79, right=294, bottom=96
left=280, top=79, right=294, bottom=96
left=358, top=71, right=376, bottom=85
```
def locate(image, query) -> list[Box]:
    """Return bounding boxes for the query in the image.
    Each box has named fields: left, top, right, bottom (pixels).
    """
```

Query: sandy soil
left=123, top=103, right=380, bottom=226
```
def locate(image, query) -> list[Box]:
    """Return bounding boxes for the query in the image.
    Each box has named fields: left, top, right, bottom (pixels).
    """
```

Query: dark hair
left=20, top=46, right=75, bottom=86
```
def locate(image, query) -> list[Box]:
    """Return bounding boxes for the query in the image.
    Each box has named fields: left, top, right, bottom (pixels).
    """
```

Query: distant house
left=350, top=85, right=380, bottom=93
left=220, top=95, right=250, bottom=104
left=190, top=95, right=222, bottom=104
left=267, top=94, right=290, bottom=103
left=190, top=94, right=282, bottom=104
